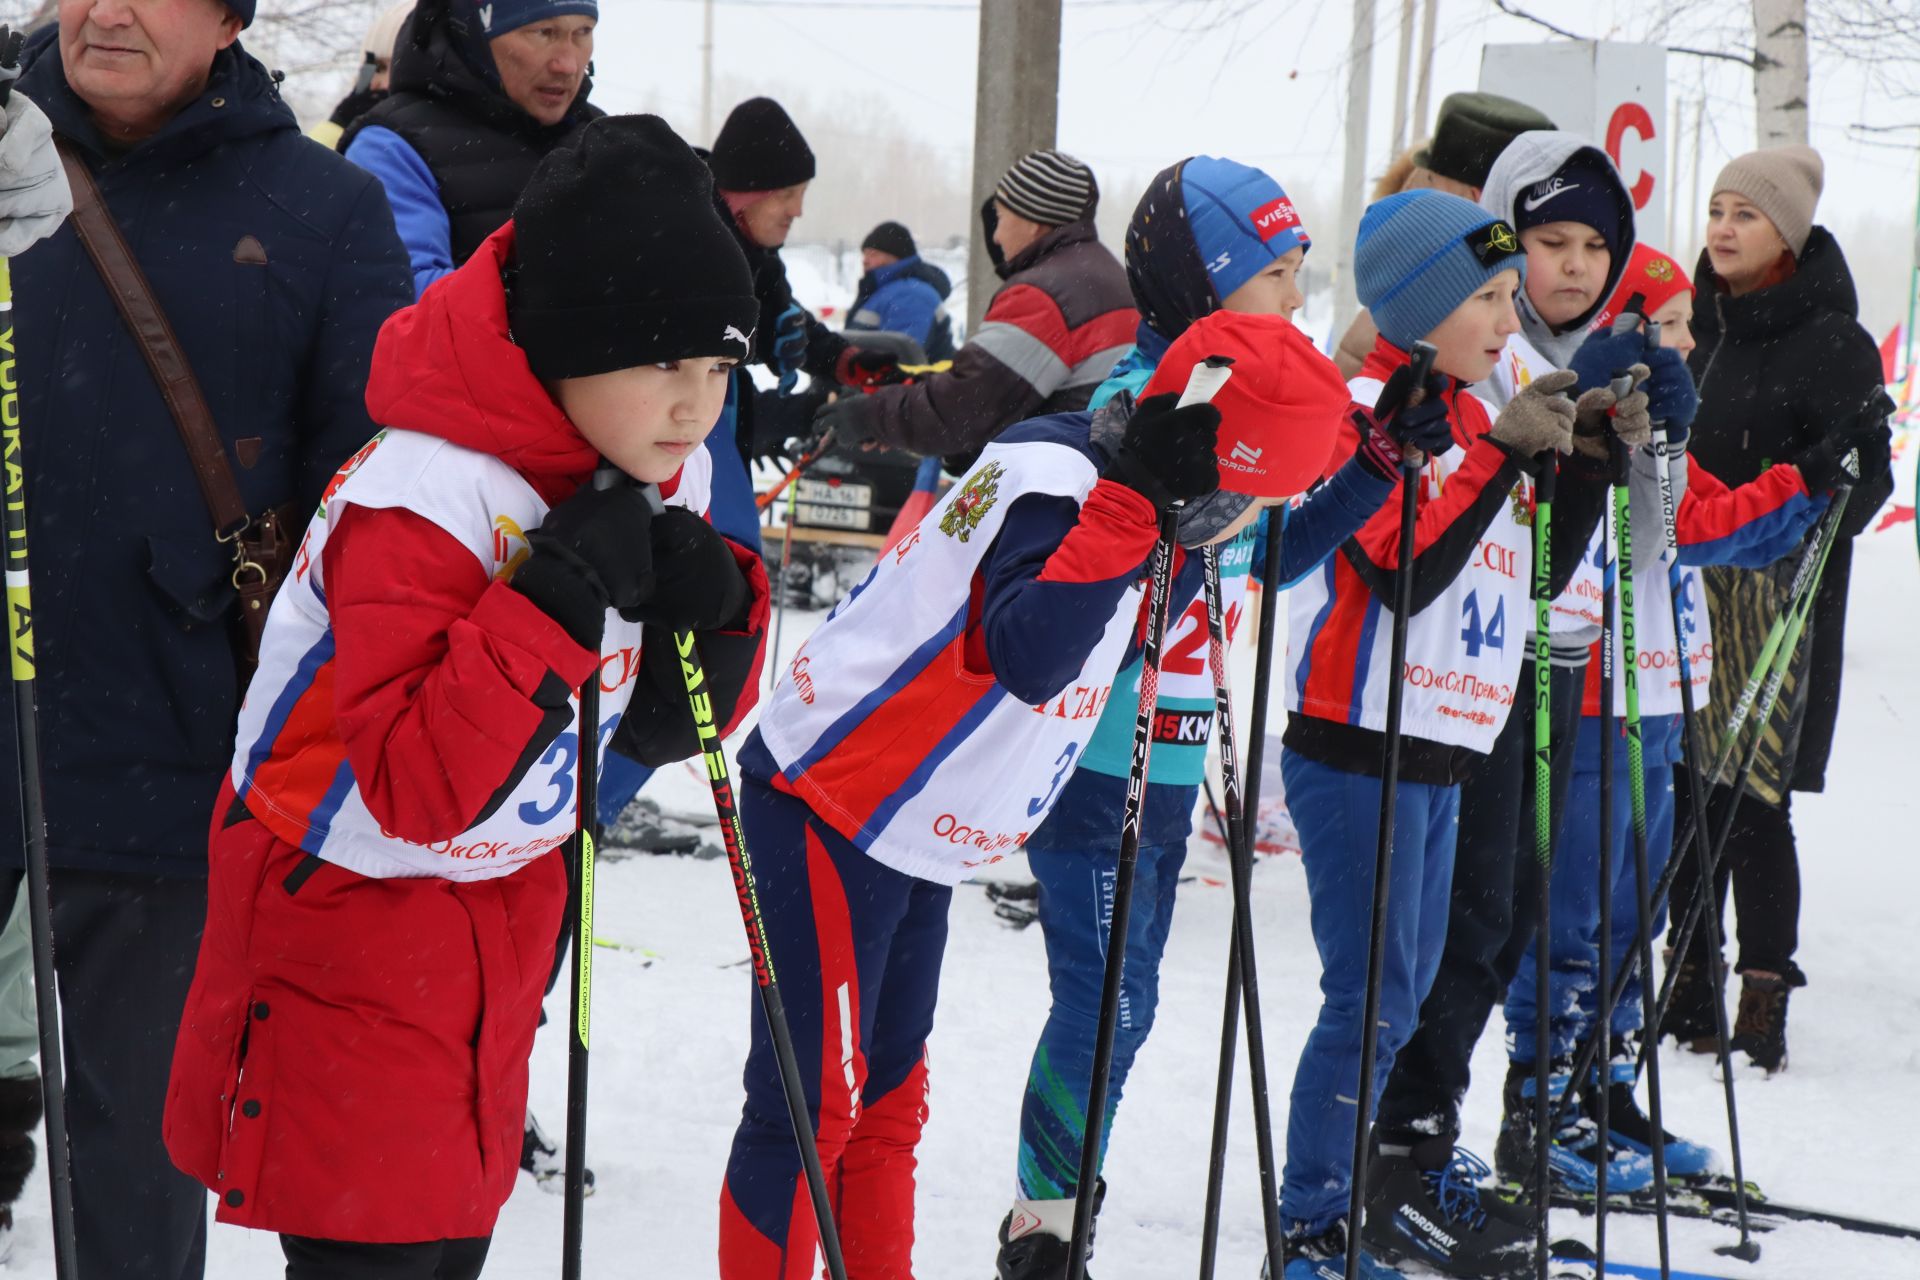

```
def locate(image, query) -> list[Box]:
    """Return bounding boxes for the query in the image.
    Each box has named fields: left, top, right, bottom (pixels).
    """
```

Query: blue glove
left=771, top=304, right=807, bottom=380
left=1639, top=344, right=1700, bottom=431
left=1566, top=326, right=1649, bottom=393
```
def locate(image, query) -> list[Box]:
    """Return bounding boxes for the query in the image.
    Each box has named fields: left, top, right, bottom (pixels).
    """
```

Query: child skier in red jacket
left=163, top=116, right=770, bottom=1278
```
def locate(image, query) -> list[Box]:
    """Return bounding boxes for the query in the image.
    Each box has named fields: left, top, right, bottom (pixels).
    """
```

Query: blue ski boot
left=1589, top=1036, right=1716, bottom=1178
left=1494, top=1061, right=1653, bottom=1198
left=1266, top=1218, right=1406, bottom=1280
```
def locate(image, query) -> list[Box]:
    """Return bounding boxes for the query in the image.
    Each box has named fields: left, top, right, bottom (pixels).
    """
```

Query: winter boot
left=0, top=1073, right=39, bottom=1262
left=602, top=797, right=704, bottom=856
left=521, top=1107, right=594, bottom=1195
left=995, top=1179, right=1103, bottom=1279
left=1361, top=1136, right=1534, bottom=1278
left=1272, top=1219, right=1406, bottom=1280
left=1729, top=972, right=1791, bottom=1074
left=1585, top=1037, right=1716, bottom=1178
left=1494, top=1061, right=1653, bottom=1200
left=1659, top=946, right=1722, bottom=1054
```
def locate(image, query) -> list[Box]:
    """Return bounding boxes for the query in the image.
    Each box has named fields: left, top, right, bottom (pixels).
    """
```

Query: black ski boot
left=521, top=1107, right=594, bottom=1195
left=1730, top=971, right=1792, bottom=1074
left=995, top=1179, right=1103, bottom=1279
left=1660, top=945, right=1722, bottom=1054
left=1361, top=1136, right=1533, bottom=1278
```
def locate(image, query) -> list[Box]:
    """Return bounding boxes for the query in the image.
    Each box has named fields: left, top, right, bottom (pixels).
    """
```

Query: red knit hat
left=1141, top=312, right=1348, bottom=499
left=1593, top=244, right=1693, bottom=333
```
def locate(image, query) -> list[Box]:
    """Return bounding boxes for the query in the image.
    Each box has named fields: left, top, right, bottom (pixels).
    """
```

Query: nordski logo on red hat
left=1250, top=196, right=1302, bottom=242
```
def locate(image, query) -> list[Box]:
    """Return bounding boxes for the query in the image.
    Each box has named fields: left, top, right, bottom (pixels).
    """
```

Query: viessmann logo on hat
left=1250, top=196, right=1303, bottom=243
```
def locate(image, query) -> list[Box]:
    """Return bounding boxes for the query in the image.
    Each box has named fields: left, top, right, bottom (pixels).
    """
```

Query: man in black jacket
left=343, top=0, right=600, bottom=297
left=0, top=2, right=411, bottom=1276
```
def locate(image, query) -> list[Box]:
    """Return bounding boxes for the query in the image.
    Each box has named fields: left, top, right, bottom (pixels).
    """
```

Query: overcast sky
left=586, top=0, right=1918, bottom=333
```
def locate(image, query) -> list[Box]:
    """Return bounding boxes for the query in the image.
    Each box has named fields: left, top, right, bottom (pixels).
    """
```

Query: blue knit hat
left=472, top=0, right=599, bottom=38
left=1356, top=190, right=1526, bottom=350
left=1126, top=156, right=1310, bottom=342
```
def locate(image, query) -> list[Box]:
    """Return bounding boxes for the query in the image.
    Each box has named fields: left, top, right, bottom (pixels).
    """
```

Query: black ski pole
left=1611, top=427, right=1674, bottom=1280
left=1345, top=339, right=1437, bottom=1280
left=1550, top=497, right=1841, bottom=1134
left=0, top=26, right=78, bottom=1279
left=1650, top=424, right=1760, bottom=1263
left=1068, top=355, right=1235, bottom=1280
left=675, top=624, right=851, bottom=1280
left=1197, top=510, right=1286, bottom=1280
left=1593, top=448, right=1616, bottom=1276
left=1200, top=538, right=1285, bottom=1277
left=1529, top=444, right=1559, bottom=1280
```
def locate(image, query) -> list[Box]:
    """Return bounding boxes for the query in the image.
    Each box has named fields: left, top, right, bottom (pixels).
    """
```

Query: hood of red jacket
left=365, top=224, right=600, bottom=501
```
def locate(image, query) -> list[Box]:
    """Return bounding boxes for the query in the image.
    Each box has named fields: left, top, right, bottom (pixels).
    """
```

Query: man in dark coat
left=343, top=0, right=600, bottom=297
left=811, top=148, right=1137, bottom=459
left=0, top=2, right=410, bottom=1274
left=1669, top=143, right=1893, bottom=1073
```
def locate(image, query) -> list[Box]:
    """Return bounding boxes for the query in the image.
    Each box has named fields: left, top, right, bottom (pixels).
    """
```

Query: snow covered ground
left=7, top=463, right=1918, bottom=1276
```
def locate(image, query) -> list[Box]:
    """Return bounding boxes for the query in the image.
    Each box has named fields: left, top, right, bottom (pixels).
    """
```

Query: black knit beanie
left=510, top=116, right=760, bottom=381
left=861, top=221, right=917, bottom=259
left=709, top=97, right=816, bottom=193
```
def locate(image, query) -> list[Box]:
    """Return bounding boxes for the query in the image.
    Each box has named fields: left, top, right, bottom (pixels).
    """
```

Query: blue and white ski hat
left=472, top=0, right=600, bottom=37
left=1125, top=156, right=1310, bottom=343
left=1356, top=189, right=1525, bottom=350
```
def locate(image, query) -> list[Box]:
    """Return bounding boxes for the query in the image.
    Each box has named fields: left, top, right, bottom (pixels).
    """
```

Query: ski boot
left=1271, top=1218, right=1406, bottom=1280
left=1586, top=1036, right=1716, bottom=1178
left=1494, top=1061, right=1652, bottom=1200
left=603, top=797, right=703, bottom=856
left=995, top=1179, right=1103, bottom=1279
left=1659, top=946, right=1722, bottom=1054
left=1361, top=1136, right=1534, bottom=1278
left=0, top=1075, right=38, bottom=1266
left=521, top=1107, right=595, bottom=1195
left=1729, top=971, right=1792, bottom=1074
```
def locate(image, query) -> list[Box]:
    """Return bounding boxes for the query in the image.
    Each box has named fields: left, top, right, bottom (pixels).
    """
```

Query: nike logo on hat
left=1523, top=178, right=1579, bottom=213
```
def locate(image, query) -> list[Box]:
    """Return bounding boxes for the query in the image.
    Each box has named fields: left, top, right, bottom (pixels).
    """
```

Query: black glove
left=808, top=394, right=878, bottom=451
left=1354, top=364, right=1453, bottom=479
left=837, top=347, right=905, bottom=388
left=509, top=483, right=657, bottom=648
left=1795, top=391, right=1894, bottom=493
left=1102, top=392, right=1221, bottom=512
left=623, top=507, right=750, bottom=632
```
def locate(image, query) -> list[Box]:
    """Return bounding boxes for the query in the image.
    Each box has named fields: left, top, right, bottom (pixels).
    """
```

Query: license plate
left=794, top=478, right=872, bottom=508
left=796, top=503, right=872, bottom=530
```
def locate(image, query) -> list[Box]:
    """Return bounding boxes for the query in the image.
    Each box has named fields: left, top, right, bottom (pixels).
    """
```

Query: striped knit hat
left=993, top=150, right=1098, bottom=226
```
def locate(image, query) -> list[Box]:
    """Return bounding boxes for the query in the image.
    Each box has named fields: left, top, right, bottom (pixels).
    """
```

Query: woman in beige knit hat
left=1664, top=142, right=1895, bottom=1076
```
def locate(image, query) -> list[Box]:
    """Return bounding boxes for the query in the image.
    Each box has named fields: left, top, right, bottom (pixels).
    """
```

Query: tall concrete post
left=968, top=0, right=1063, bottom=332
left=1331, top=0, right=1378, bottom=344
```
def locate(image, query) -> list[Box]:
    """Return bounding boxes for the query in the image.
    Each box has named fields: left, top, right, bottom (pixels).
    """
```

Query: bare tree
left=1752, top=0, right=1809, bottom=146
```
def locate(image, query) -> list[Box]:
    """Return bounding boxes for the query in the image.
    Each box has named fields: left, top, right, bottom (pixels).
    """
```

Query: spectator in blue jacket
left=343, top=0, right=601, bottom=297
left=847, top=220, right=955, bottom=359
left=0, top=4, right=410, bottom=1275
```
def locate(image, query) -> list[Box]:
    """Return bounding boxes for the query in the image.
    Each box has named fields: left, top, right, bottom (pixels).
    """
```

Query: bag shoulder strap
left=55, top=138, right=251, bottom=536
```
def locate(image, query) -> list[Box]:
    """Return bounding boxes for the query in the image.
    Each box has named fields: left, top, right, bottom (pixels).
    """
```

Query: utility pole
left=1390, top=0, right=1415, bottom=155
left=1667, top=92, right=1683, bottom=259
left=968, top=0, right=1064, bottom=332
left=1332, top=0, right=1378, bottom=343
left=1687, top=98, right=1705, bottom=268
left=700, top=0, right=716, bottom=143
left=1411, top=0, right=1439, bottom=139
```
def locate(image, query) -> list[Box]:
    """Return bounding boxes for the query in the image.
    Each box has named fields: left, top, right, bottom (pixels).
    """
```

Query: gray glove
left=0, top=92, right=73, bottom=258
left=1490, top=368, right=1577, bottom=459
left=1571, top=363, right=1652, bottom=460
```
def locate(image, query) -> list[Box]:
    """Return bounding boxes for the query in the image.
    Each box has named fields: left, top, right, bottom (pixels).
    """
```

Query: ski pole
left=1200, top=534, right=1285, bottom=1277
left=1610, top=424, right=1674, bottom=1280
left=1650, top=423, right=1760, bottom=1263
left=0, top=25, right=78, bottom=1279
left=1594, top=431, right=1616, bottom=1277
left=1068, top=355, right=1235, bottom=1280
left=1528, top=431, right=1558, bottom=1280
left=755, top=428, right=836, bottom=512
left=1345, top=339, right=1437, bottom=1280
left=1551, top=495, right=1842, bottom=1132
left=674, top=623, right=851, bottom=1280
left=1197, top=510, right=1286, bottom=1280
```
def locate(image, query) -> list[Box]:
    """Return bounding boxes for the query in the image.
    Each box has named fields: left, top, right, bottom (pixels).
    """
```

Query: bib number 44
left=1459, top=590, right=1506, bottom=658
